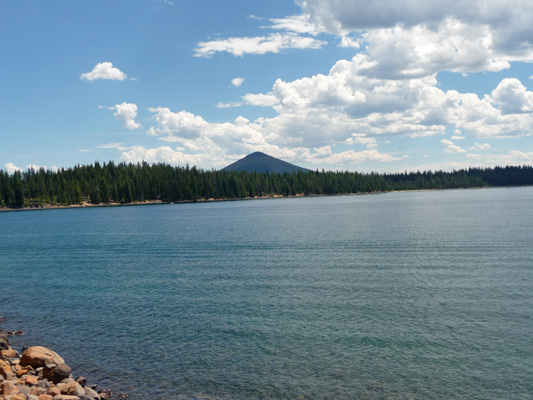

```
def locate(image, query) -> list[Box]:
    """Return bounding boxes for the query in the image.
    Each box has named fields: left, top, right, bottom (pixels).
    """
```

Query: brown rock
left=1, top=349, right=18, bottom=358
left=53, top=396, right=80, bottom=400
left=1, top=380, right=17, bottom=396
left=25, top=375, right=39, bottom=386
left=46, top=386, right=61, bottom=396
left=0, top=360, right=13, bottom=380
left=56, top=382, right=68, bottom=393
left=20, top=347, right=66, bottom=369
left=12, top=394, right=28, bottom=400
left=65, top=382, right=84, bottom=397
left=31, top=387, right=44, bottom=395
left=18, top=369, right=30, bottom=377
left=42, top=363, right=71, bottom=384
left=38, top=395, right=54, bottom=400
left=83, top=386, right=100, bottom=400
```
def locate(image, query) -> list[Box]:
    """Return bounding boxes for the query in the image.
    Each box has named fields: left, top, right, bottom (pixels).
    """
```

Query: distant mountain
left=221, top=152, right=311, bottom=173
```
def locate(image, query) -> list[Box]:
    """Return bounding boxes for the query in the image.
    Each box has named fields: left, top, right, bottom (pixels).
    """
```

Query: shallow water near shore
left=1, top=187, right=532, bottom=399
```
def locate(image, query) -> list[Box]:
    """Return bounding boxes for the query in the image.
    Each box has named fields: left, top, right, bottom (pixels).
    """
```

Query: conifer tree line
left=0, top=161, right=532, bottom=209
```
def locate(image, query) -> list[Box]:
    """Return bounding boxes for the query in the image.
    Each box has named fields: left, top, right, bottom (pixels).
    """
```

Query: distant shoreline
left=0, top=185, right=524, bottom=213
left=0, top=194, right=307, bottom=212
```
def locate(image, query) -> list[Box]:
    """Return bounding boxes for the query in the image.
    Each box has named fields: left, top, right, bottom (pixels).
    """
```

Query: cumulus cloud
left=113, top=103, right=142, bottom=129
left=441, top=139, right=467, bottom=153
left=120, top=146, right=216, bottom=167
left=297, top=0, right=533, bottom=39
left=469, top=143, right=492, bottom=151
left=346, top=134, right=378, bottom=149
left=231, top=77, right=244, bottom=87
left=194, top=33, right=325, bottom=57
left=464, top=149, right=533, bottom=167
left=4, top=163, right=59, bottom=174
left=141, top=107, right=402, bottom=168
left=293, top=0, right=533, bottom=77
left=491, top=78, right=533, bottom=114
left=147, top=108, right=209, bottom=138
left=451, top=129, right=465, bottom=140
left=267, top=14, right=321, bottom=35
left=339, top=35, right=360, bottom=48
left=81, top=62, right=127, bottom=81
left=143, top=1, right=533, bottom=170
left=4, top=163, right=22, bottom=174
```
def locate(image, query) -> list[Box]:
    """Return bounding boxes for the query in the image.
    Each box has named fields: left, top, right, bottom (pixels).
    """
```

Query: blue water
left=1, top=188, right=532, bottom=399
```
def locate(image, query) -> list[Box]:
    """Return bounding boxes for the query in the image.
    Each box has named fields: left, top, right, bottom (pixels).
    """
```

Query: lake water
left=1, top=188, right=532, bottom=399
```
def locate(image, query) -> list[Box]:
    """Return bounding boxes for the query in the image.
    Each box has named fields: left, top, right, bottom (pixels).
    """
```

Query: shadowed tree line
left=0, top=161, right=532, bottom=209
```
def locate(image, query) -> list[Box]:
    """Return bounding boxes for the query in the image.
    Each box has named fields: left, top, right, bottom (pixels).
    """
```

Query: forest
left=1, top=161, right=532, bottom=209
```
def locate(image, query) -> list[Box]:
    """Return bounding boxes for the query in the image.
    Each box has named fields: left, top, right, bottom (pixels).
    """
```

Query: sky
left=2, top=0, right=533, bottom=174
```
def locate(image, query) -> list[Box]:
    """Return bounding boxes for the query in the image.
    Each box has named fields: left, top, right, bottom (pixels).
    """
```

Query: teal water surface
left=1, top=187, right=532, bottom=399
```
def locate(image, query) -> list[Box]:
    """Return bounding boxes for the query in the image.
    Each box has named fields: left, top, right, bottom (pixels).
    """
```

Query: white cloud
left=120, top=146, right=215, bottom=167
left=339, top=36, right=360, bottom=48
left=464, top=149, right=533, bottom=167
left=194, top=33, right=326, bottom=57
left=25, top=164, right=58, bottom=172
left=81, top=62, right=127, bottom=81
left=5, top=163, right=22, bottom=174
left=294, top=0, right=533, bottom=77
left=267, top=14, right=321, bottom=35
left=216, top=101, right=242, bottom=109
left=491, top=78, right=533, bottom=114
left=468, top=143, right=492, bottom=151
left=147, top=108, right=208, bottom=138
left=98, top=142, right=128, bottom=151
left=141, top=107, right=402, bottom=169
left=346, top=134, right=377, bottom=149
left=113, top=103, right=141, bottom=130
left=4, top=163, right=59, bottom=174
left=451, top=129, right=465, bottom=140
left=231, top=77, right=244, bottom=87
left=297, top=0, right=533, bottom=41
left=243, top=93, right=280, bottom=107
left=441, top=139, right=467, bottom=153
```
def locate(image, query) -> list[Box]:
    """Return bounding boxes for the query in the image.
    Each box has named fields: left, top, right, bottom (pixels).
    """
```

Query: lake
left=1, top=187, right=532, bottom=399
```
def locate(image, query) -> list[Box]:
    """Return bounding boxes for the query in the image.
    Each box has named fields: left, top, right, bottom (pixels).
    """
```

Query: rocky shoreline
left=0, top=316, right=126, bottom=400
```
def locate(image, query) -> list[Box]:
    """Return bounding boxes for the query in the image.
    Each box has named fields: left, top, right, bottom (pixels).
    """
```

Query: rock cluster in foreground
left=0, top=329, right=121, bottom=400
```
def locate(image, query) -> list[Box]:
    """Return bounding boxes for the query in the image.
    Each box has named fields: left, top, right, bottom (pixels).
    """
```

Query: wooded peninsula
left=1, top=162, right=532, bottom=209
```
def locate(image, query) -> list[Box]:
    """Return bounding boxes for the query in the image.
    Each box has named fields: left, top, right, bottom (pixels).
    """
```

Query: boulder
left=65, top=382, right=85, bottom=397
left=83, top=386, right=100, bottom=400
left=1, top=380, right=17, bottom=396
left=46, top=386, right=61, bottom=396
left=20, top=347, right=66, bottom=369
left=25, top=375, right=39, bottom=385
left=0, top=359, right=13, bottom=380
left=0, top=338, right=9, bottom=350
left=42, top=362, right=72, bottom=384
left=1, top=349, right=18, bottom=358
left=17, top=384, right=31, bottom=395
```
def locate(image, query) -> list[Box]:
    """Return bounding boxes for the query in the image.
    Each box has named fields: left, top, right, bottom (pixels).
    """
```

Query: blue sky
left=2, top=0, right=533, bottom=173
